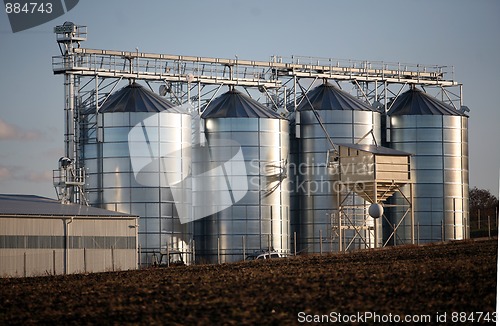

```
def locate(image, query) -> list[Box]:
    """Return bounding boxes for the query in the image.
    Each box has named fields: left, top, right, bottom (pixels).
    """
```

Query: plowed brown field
left=1, top=239, right=497, bottom=325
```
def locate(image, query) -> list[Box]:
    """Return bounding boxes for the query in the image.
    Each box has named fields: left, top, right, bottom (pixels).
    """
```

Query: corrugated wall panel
left=0, top=216, right=137, bottom=277
left=195, top=117, right=289, bottom=263
left=84, top=110, right=193, bottom=266
left=388, top=114, right=469, bottom=243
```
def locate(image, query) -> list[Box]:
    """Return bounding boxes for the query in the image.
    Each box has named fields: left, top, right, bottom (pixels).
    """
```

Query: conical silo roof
left=201, top=90, right=282, bottom=119
left=387, top=88, right=466, bottom=116
left=98, top=83, right=179, bottom=113
left=297, top=83, right=374, bottom=111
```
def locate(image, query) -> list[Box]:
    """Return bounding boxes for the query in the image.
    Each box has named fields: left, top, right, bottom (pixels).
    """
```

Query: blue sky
left=0, top=0, right=499, bottom=198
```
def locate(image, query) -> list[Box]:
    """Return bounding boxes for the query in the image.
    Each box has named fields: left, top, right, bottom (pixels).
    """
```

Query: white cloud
left=0, top=164, right=52, bottom=184
left=26, top=171, right=53, bottom=183
left=0, top=166, right=12, bottom=180
left=44, top=147, right=64, bottom=159
left=0, top=118, right=41, bottom=141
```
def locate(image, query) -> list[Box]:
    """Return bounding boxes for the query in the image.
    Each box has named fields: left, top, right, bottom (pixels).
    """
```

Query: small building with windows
left=0, top=194, right=138, bottom=277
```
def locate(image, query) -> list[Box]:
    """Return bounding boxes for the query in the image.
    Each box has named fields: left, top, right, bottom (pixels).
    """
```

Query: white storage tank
left=290, top=82, right=382, bottom=252
left=195, top=89, right=290, bottom=263
left=82, top=82, right=193, bottom=265
left=387, top=88, right=469, bottom=243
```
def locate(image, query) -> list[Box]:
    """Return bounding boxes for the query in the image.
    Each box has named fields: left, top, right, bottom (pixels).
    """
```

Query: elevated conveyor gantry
left=52, top=23, right=462, bottom=205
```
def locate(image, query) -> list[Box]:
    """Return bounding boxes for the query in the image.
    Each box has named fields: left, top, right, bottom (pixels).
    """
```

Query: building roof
left=387, top=88, right=466, bottom=116
left=201, top=90, right=282, bottom=119
left=98, top=82, right=181, bottom=113
left=297, top=83, right=376, bottom=112
left=0, top=194, right=137, bottom=218
left=337, top=143, right=412, bottom=156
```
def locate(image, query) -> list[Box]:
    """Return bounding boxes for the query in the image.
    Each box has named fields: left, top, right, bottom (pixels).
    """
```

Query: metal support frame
left=52, top=23, right=460, bottom=250
left=380, top=183, right=414, bottom=247
left=332, top=178, right=414, bottom=251
left=333, top=188, right=372, bottom=252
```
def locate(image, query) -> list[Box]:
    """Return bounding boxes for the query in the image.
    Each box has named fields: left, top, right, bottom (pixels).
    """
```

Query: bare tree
left=469, top=187, right=499, bottom=231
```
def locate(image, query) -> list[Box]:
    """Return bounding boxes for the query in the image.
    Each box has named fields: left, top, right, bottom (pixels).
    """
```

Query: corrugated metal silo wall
left=387, top=115, right=469, bottom=243
left=291, top=110, right=382, bottom=253
left=194, top=117, right=290, bottom=263
left=83, top=111, right=193, bottom=265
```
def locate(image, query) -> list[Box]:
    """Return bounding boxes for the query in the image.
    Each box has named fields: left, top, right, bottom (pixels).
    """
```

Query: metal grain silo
left=291, top=82, right=382, bottom=253
left=195, top=89, right=289, bottom=263
left=387, top=88, right=469, bottom=243
left=82, top=82, right=193, bottom=265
